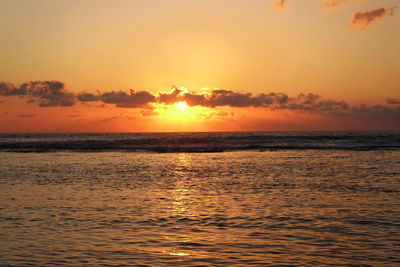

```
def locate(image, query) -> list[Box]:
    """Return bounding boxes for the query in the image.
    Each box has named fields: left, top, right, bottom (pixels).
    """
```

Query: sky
left=0, top=0, right=399, bottom=132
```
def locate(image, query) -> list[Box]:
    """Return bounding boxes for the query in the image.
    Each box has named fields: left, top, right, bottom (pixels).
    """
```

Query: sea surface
left=0, top=132, right=400, bottom=266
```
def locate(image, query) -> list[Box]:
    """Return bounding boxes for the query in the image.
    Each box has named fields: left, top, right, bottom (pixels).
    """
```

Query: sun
left=151, top=99, right=215, bottom=131
left=176, top=101, right=188, bottom=110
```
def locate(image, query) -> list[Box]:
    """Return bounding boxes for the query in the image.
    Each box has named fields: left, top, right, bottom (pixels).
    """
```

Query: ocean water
left=0, top=132, right=400, bottom=266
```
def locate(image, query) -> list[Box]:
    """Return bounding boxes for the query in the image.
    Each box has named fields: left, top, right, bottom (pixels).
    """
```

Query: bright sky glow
left=0, top=0, right=399, bottom=132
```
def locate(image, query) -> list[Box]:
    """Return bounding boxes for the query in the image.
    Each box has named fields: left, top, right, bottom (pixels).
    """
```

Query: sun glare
left=176, top=101, right=188, bottom=110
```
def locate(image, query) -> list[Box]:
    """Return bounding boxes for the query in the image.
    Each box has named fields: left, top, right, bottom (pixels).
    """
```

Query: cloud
left=22, top=81, right=75, bottom=107
left=321, top=0, right=360, bottom=10
left=349, top=104, right=400, bottom=127
left=77, top=92, right=99, bottom=102
left=285, top=93, right=348, bottom=112
left=66, top=113, right=81, bottom=118
left=1, top=80, right=399, bottom=125
left=352, top=104, right=393, bottom=113
left=101, top=116, right=119, bottom=123
left=348, top=7, right=396, bottom=31
left=0, top=82, right=27, bottom=96
left=156, top=88, right=349, bottom=113
left=324, top=0, right=341, bottom=9
left=387, top=98, right=400, bottom=105
left=205, top=90, right=256, bottom=107
left=181, top=92, right=207, bottom=107
left=158, top=86, right=182, bottom=104
left=0, top=81, right=75, bottom=106
left=18, top=114, right=36, bottom=118
left=180, top=90, right=289, bottom=108
left=275, top=0, right=359, bottom=11
left=79, top=89, right=157, bottom=108
left=272, top=1, right=397, bottom=32
left=276, top=0, right=286, bottom=9
left=100, top=89, right=156, bottom=108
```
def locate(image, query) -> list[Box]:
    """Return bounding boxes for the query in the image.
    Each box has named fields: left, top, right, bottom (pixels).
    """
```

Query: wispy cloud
left=66, top=113, right=81, bottom=118
left=276, top=0, right=358, bottom=11
left=324, top=0, right=341, bottom=10
left=276, top=0, right=286, bottom=9
left=273, top=1, right=396, bottom=32
left=348, top=7, right=396, bottom=31
left=18, top=114, right=36, bottom=118
left=101, top=116, right=119, bottom=123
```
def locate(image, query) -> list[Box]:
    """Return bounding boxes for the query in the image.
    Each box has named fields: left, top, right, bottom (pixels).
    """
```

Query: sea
left=0, top=131, right=399, bottom=266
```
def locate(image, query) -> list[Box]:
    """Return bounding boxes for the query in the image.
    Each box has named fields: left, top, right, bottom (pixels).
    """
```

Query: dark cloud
left=0, top=81, right=75, bottom=106
left=286, top=93, right=348, bottom=112
left=182, top=93, right=207, bottom=107
left=180, top=90, right=289, bottom=108
left=157, top=88, right=349, bottom=113
left=0, top=82, right=27, bottom=96
left=0, top=81, right=157, bottom=108
left=77, top=92, right=99, bottom=102
left=387, top=98, right=400, bottom=105
left=260, top=92, right=290, bottom=106
left=349, top=104, right=400, bottom=127
left=348, top=7, right=396, bottom=31
left=100, top=89, right=156, bottom=108
left=206, top=90, right=288, bottom=108
left=352, top=104, right=393, bottom=113
left=158, top=86, right=182, bottom=104
left=206, top=90, right=255, bottom=107
left=159, top=88, right=351, bottom=113
left=1, top=81, right=399, bottom=124
left=23, top=81, right=75, bottom=107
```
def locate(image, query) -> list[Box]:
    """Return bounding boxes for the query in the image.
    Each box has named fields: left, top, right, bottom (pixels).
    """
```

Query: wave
left=0, top=131, right=399, bottom=153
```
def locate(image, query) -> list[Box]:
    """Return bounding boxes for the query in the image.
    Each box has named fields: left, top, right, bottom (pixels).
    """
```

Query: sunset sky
left=1, top=0, right=399, bottom=132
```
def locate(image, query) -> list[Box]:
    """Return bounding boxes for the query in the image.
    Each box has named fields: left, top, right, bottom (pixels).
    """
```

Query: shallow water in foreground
left=1, top=150, right=400, bottom=266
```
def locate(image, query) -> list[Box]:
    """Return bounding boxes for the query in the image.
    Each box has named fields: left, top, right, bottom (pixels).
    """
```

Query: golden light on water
left=169, top=251, right=189, bottom=257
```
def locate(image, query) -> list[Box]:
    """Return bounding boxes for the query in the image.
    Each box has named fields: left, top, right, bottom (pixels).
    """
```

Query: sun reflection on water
left=171, top=154, right=191, bottom=215
left=169, top=250, right=190, bottom=257
left=165, top=153, right=198, bottom=258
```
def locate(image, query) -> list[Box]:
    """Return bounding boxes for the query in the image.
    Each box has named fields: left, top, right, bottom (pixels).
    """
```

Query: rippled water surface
left=1, top=150, right=400, bottom=266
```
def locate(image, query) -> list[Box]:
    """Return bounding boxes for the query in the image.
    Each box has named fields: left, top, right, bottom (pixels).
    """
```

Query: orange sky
left=0, top=0, right=399, bottom=132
